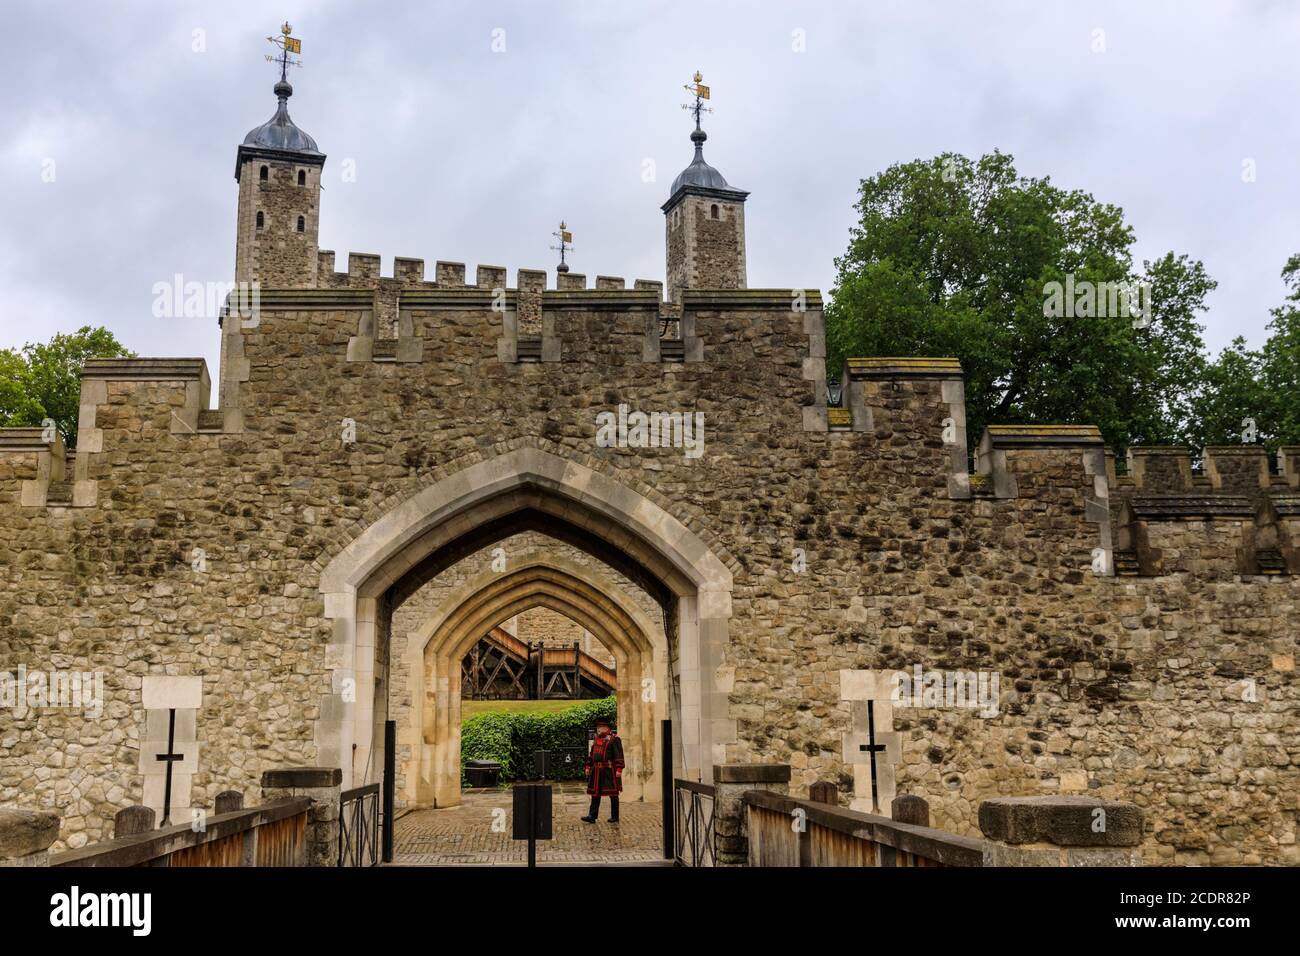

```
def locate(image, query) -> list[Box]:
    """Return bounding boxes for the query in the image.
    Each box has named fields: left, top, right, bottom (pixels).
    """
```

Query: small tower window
left=710, top=204, right=720, bottom=220
left=296, top=215, right=305, bottom=233
left=255, top=211, right=264, bottom=229
left=297, top=169, right=306, bottom=186
left=259, top=165, right=268, bottom=182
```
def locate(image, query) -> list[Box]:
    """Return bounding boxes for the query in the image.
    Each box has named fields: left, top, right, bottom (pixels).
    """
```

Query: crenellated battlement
left=314, top=250, right=663, bottom=297
left=1101, top=445, right=1300, bottom=576
left=307, top=252, right=670, bottom=342
left=2, top=334, right=1296, bottom=580
left=0, top=428, right=66, bottom=507
left=1107, top=444, right=1298, bottom=494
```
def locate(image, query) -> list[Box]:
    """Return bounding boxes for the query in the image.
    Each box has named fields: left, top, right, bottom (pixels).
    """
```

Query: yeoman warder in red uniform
left=581, top=716, right=624, bottom=824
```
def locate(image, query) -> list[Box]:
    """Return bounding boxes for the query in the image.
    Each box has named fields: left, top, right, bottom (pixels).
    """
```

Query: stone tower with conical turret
left=233, top=26, right=326, bottom=288
left=662, top=72, right=749, bottom=304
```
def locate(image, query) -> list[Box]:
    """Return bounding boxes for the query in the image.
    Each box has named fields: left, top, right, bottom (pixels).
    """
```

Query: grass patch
left=463, top=698, right=592, bottom=719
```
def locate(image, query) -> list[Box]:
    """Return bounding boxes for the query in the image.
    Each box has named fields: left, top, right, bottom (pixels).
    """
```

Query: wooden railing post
left=113, top=805, right=156, bottom=837
left=891, top=794, right=930, bottom=827
left=214, top=790, right=244, bottom=814
left=809, top=780, right=837, bottom=805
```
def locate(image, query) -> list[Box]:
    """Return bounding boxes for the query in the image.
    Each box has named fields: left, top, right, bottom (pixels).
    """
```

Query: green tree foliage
left=1260, top=264, right=1300, bottom=445
left=1187, top=338, right=1268, bottom=449
left=0, top=348, right=42, bottom=428
left=825, top=151, right=1215, bottom=453
left=0, top=326, right=133, bottom=448
left=460, top=696, right=617, bottom=784
left=1189, top=255, right=1300, bottom=452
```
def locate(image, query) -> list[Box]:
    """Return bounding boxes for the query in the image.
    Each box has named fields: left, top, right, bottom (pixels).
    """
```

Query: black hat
left=594, top=716, right=614, bottom=729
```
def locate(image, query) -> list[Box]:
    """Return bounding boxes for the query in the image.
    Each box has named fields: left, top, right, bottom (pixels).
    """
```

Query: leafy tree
left=1191, top=255, right=1300, bottom=453
left=0, top=326, right=133, bottom=447
left=1126, top=253, right=1216, bottom=447
left=1186, top=337, right=1266, bottom=450
left=0, top=348, right=43, bottom=427
left=1258, top=256, right=1300, bottom=446
left=825, top=151, right=1214, bottom=453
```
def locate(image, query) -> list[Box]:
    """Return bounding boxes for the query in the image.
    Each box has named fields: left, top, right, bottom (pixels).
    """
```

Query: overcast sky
left=2, top=1, right=1298, bottom=383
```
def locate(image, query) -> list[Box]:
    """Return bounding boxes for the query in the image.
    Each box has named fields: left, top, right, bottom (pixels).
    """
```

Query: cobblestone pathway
left=391, top=783, right=666, bottom=865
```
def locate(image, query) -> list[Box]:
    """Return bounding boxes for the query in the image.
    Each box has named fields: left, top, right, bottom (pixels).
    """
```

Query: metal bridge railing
left=673, top=778, right=716, bottom=867
left=338, top=782, right=381, bottom=867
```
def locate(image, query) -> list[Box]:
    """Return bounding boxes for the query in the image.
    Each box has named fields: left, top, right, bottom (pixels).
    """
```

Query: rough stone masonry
left=0, top=69, right=1297, bottom=864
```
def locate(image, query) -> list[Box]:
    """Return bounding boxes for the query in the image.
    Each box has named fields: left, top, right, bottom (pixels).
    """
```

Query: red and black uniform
left=582, top=729, right=624, bottom=822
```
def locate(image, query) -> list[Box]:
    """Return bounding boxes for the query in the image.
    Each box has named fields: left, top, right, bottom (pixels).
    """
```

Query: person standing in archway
left=581, top=716, right=624, bottom=824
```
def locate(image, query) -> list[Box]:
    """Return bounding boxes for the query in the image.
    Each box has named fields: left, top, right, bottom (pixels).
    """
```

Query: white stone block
left=714, top=665, right=735, bottom=693
left=144, top=772, right=192, bottom=810
left=143, top=708, right=196, bottom=743
left=840, top=669, right=872, bottom=701
left=697, top=590, right=732, bottom=619
left=142, top=675, right=203, bottom=710
left=840, top=669, right=904, bottom=701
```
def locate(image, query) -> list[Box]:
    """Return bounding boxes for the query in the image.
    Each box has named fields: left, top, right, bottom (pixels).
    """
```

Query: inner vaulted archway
left=412, top=556, right=669, bottom=807
left=315, top=444, right=735, bottom=793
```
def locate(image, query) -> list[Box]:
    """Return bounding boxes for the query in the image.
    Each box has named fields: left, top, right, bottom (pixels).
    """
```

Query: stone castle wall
left=0, top=279, right=1296, bottom=862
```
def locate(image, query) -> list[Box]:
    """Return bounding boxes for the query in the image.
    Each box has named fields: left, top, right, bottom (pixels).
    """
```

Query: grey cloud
left=1, top=0, right=1295, bottom=378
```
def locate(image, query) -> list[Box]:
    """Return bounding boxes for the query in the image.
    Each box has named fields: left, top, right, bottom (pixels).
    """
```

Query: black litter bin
left=465, top=759, right=502, bottom=788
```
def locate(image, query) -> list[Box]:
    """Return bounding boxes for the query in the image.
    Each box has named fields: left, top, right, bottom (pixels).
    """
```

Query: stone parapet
left=713, top=763, right=790, bottom=866
left=0, top=808, right=60, bottom=867
left=260, top=767, right=341, bottom=867
left=0, top=428, right=65, bottom=507
left=979, top=796, right=1144, bottom=866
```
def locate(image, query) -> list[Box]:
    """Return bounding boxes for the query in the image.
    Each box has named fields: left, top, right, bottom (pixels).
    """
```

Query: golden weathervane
left=265, top=21, right=303, bottom=81
left=551, top=221, right=574, bottom=272
left=682, top=70, right=713, bottom=129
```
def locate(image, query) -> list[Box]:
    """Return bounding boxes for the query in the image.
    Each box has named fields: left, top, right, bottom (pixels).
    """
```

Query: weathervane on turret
left=550, top=221, right=574, bottom=274
left=682, top=71, right=712, bottom=129
left=265, top=21, right=303, bottom=83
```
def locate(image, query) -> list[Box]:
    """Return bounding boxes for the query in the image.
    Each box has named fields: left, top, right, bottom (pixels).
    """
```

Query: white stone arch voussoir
left=316, top=445, right=734, bottom=790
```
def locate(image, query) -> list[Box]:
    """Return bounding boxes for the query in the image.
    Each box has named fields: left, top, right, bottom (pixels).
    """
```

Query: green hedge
left=461, top=697, right=617, bottom=784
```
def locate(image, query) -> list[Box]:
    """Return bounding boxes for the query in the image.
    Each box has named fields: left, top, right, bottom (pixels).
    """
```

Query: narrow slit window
left=710, top=204, right=719, bottom=220
left=255, top=211, right=264, bottom=229
left=297, top=169, right=306, bottom=186
left=296, top=215, right=305, bottom=233
left=259, top=165, right=268, bottom=182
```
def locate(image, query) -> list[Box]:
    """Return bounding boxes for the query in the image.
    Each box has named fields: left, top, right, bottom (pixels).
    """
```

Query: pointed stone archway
left=410, top=555, right=668, bottom=807
left=315, top=444, right=735, bottom=792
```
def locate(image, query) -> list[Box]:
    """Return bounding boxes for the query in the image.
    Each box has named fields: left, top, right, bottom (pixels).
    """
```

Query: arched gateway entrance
left=414, top=556, right=668, bottom=804
left=315, top=444, right=735, bottom=806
